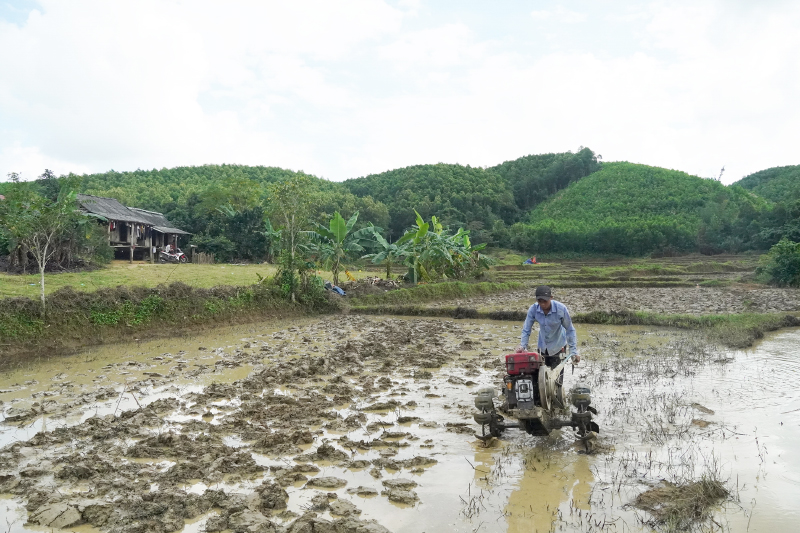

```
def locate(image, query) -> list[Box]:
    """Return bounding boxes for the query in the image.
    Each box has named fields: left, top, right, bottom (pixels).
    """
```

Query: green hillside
left=734, top=165, right=800, bottom=204
left=343, top=164, right=516, bottom=239
left=510, top=162, right=768, bottom=255
left=343, top=148, right=601, bottom=238
left=5, top=150, right=796, bottom=261
left=490, top=147, right=601, bottom=211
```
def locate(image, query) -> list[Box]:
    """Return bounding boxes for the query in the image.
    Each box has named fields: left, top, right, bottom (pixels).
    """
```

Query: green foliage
left=6, top=150, right=794, bottom=262
left=395, top=210, right=493, bottom=282
left=0, top=312, right=44, bottom=339
left=260, top=217, right=282, bottom=263
left=513, top=162, right=767, bottom=255
left=363, top=231, right=404, bottom=279
left=193, top=205, right=268, bottom=262
left=82, top=221, right=114, bottom=264
left=0, top=175, right=88, bottom=314
left=90, top=295, right=165, bottom=325
left=734, top=164, right=800, bottom=204
left=757, top=238, right=800, bottom=287
left=490, top=147, right=601, bottom=211
left=304, top=211, right=377, bottom=286
left=191, top=234, right=236, bottom=261
left=344, top=163, right=519, bottom=240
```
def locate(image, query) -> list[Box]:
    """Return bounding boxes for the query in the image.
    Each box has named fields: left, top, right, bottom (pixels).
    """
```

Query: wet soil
left=427, top=286, right=800, bottom=315
left=1, top=315, right=799, bottom=532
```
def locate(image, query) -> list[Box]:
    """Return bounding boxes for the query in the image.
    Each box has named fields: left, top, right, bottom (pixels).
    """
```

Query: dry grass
left=634, top=478, right=729, bottom=531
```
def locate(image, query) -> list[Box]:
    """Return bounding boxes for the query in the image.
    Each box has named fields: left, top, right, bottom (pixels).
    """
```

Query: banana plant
left=396, top=210, right=433, bottom=283
left=305, top=211, right=374, bottom=286
left=362, top=231, right=407, bottom=279
left=260, top=218, right=282, bottom=263
left=396, top=210, right=493, bottom=282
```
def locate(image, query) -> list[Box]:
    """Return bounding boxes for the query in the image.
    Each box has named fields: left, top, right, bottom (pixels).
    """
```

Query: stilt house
left=77, top=194, right=189, bottom=262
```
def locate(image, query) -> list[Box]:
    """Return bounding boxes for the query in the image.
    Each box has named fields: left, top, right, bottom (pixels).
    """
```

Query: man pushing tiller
left=472, top=284, right=598, bottom=447
left=517, top=285, right=580, bottom=369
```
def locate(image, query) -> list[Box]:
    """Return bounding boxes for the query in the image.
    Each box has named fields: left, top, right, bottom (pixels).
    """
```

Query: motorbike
left=159, top=249, right=187, bottom=263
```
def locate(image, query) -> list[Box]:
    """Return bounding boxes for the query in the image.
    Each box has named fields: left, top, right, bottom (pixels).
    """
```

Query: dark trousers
left=542, top=347, right=566, bottom=386
left=542, top=347, right=566, bottom=369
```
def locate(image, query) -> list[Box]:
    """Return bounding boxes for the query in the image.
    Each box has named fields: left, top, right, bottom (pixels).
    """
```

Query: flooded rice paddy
left=1, top=314, right=799, bottom=532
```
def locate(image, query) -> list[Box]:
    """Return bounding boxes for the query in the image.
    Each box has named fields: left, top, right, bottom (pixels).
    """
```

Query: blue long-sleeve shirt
left=520, top=300, right=578, bottom=356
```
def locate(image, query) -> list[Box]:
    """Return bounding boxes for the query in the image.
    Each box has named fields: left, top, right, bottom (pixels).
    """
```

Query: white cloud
left=0, top=0, right=798, bottom=184
left=0, top=142, right=91, bottom=179
left=531, top=6, right=588, bottom=24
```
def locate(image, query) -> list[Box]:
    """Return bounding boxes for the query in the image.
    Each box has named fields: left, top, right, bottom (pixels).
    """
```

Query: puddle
left=1, top=315, right=798, bottom=532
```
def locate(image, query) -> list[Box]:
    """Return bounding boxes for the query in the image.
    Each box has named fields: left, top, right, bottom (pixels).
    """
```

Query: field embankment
left=0, top=282, right=337, bottom=365
left=2, top=255, right=798, bottom=360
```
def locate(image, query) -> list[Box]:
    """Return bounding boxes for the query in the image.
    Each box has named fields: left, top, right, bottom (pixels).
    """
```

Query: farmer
left=516, top=285, right=580, bottom=370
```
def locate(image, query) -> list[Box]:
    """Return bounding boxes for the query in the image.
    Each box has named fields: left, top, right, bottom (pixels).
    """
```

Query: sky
left=0, top=0, right=798, bottom=185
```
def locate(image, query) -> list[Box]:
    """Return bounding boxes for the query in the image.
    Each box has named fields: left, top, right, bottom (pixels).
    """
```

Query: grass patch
left=483, top=247, right=530, bottom=266
left=578, top=264, right=688, bottom=277
left=634, top=478, right=728, bottom=531
left=574, top=310, right=800, bottom=348
left=553, top=281, right=697, bottom=288
left=348, top=281, right=523, bottom=307
left=0, top=260, right=379, bottom=299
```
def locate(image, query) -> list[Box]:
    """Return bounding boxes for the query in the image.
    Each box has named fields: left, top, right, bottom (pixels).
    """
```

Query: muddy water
left=1, top=317, right=799, bottom=532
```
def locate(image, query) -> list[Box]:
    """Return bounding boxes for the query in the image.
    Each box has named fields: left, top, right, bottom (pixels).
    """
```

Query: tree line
left=2, top=151, right=799, bottom=264
left=0, top=172, right=492, bottom=312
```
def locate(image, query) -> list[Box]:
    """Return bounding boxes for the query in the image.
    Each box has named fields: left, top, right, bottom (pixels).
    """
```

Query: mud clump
left=253, top=429, right=315, bottom=455
left=306, top=476, right=348, bottom=489
left=295, top=442, right=349, bottom=463
left=346, top=486, right=379, bottom=496
left=381, top=478, right=418, bottom=490
left=381, top=488, right=419, bottom=505
left=330, top=498, right=362, bottom=516
left=28, top=502, right=83, bottom=528
left=254, top=480, right=290, bottom=511
left=633, top=479, right=729, bottom=529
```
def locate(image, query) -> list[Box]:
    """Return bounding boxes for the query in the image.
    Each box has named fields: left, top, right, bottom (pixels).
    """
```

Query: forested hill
left=3, top=150, right=798, bottom=259
left=489, top=147, right=601, bottom=211
left=78, top=164, right=312, bottom=214
left=507, top=162, right=772, bottom=255
left=342, top=147, right=600, bottom=238
left=733, top=165, right=800, bottom=204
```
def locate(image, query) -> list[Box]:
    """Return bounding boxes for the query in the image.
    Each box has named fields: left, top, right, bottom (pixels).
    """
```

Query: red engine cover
left=505, top=352, right=541, bottom=375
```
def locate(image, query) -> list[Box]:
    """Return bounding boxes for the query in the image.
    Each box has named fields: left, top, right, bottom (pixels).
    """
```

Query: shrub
left=757, top=238, right=800, bottom=287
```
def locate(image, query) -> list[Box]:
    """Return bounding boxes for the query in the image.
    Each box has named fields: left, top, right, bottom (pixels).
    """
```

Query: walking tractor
left=473, top=351, right=600, bottom=451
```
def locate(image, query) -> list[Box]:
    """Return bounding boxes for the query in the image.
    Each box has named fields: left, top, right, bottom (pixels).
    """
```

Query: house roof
left=77, top=194, right=189, bottom=234
left=128, top=207, right=190, bottom=234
